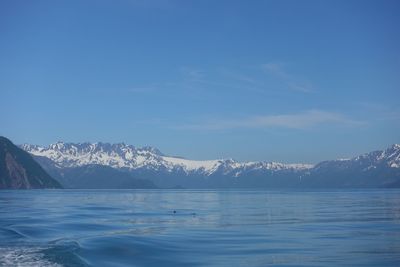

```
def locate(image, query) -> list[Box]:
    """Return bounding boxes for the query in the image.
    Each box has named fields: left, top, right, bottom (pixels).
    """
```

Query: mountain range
left=21, top=141, right=400, bottom=189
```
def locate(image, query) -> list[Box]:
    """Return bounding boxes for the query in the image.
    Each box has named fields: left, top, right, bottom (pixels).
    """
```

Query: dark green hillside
left=0, top=136, right=62, bottom=189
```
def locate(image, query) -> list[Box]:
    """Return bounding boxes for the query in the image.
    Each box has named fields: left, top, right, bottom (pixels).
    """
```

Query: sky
left=0, top=0, right=399, bottom=163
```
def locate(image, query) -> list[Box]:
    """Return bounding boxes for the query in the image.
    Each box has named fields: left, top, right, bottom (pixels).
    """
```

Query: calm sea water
left=0, top=189, right=399, bottom=267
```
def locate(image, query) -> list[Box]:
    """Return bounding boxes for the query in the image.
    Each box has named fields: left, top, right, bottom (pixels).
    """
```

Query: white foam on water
left=0, top=247, right=62, bottom=267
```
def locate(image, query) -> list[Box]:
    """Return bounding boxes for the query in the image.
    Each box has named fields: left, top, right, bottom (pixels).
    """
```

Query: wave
left=0, top=240, right=88, bottom=267
left=0, top=247, right=62, bottom=267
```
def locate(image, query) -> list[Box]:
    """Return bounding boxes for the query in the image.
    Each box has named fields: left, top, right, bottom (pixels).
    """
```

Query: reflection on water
left=0, top=189, right=400, bottom=266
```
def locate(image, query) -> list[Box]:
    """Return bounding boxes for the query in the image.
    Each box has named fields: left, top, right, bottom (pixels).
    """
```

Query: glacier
left=21, top=142, right=313, bottom=176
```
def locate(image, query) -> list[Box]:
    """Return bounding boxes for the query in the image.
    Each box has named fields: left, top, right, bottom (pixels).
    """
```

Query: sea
left=0, top=189, right=399, bottom=267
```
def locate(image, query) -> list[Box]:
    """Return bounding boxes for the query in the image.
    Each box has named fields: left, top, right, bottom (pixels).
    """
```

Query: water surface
left=0, top=189, right=399, bottom=266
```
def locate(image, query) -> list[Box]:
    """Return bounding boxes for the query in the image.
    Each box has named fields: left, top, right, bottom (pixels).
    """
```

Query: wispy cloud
left=177, top=110, right=363, bottom=130
left=126, top=63, right=315, bottom=96
left=262, top=63, right=290, bottom=79
left=180, top=67, right=205, bottom=82
left=218, top=68, right=265, bottom=87
left=127, top=87, right=155, bottom=93
left=355, top=102, right=400, bottom=122
left=174, top=66, right=268, bottom=94
left=262, top=62, right=314, bottom=93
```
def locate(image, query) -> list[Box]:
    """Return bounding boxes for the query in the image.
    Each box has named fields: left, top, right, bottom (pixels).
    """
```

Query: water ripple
left=0, top=189, right=399, bottom=266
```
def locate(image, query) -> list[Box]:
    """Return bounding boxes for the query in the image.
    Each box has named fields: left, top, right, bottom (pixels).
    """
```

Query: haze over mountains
left=21, top=141, right=400, bottom=189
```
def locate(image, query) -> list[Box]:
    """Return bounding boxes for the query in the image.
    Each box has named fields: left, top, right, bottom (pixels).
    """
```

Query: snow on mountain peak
left=21, top=142, right=313, bottom=175
left=350, top=144, right=400, bottom=169
left=384, top=144, right=400, bottom=168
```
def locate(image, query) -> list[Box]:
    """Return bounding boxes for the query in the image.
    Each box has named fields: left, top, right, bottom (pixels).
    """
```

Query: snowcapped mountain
left=357, top=144, right=400, bottom=169
left=21, top=142, right=166, bottom=170
left=313, top=144, right=400, bottom=171
left=20, top=142, right=400, bottom=189
left=21, top=142, right=313, bottom=176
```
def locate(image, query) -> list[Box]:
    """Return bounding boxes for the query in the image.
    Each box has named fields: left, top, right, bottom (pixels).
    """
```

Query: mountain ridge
left=20, top=141, right=314, bottom=175
left=20, top=141, right=400, bottom=189
left=0, top=137, right=62, bottom=189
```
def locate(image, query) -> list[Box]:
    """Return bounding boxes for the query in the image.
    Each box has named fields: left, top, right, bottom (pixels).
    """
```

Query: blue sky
left=1, top=0, right=399, bottom=163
